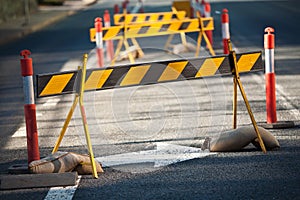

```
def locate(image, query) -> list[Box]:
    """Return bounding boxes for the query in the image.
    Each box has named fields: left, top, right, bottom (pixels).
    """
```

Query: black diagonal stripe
left=159, top=24, right=170, bottom=32
left=216, top=56, right=231, bottom=75
left=203, top=20, right=209, bottom=28
left=132, top=16, right=138, bottom=23
left=62, top=72, right=78, bottom=94
left=179, top=22, right=191, bottom=30
left=36, top=75, right=52, bottom=97
left=181, top=58, right=206, bottom=79
left=171, top=14, right=177, bottom=19
left=119, top=16, right=125, bottom=23
left=145, top=16, right=151, bottom=22
left=103, top=29, right=108, bottom=37
left=102, top=67, right=130, bottom=88
left=140, top=63, right=167, bottom=84
left=138, top=26, right=150, bottom=34
left=158, top=14, right=164, bottom=21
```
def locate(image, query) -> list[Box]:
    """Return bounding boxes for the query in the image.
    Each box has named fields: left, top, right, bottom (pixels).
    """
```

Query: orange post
left=20, top=50, right=40, bottom=164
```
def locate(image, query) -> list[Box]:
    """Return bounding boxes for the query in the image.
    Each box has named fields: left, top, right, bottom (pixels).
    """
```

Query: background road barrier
left=90, top=15, right=215, bottom=62
left=113, top=10, right=187, bottom=25
left=222, top=8, right=230, bottom=54
left=20, top=50, right=40, bottom=164
left=35, top=49, right=266, bottom=153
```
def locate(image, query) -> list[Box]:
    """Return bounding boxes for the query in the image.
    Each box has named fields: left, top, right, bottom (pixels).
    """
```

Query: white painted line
left=276, top=135, right=300, bottom=140
left=12, top=125, right=26, bottom=138
left=43, top=98, right=61, bottom=107
left=96, top=142, right=216, bottom=168
left=44, top=176, right=81, bottom=200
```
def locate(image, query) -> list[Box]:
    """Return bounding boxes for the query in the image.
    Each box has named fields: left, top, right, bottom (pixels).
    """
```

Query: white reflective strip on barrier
left=96, top=32, right=103, bottom=49
left=222, top=23, right=230, bottom=39
left=23, top=76, right=35, bottom=105
left=265, top=49, right=274, bottom=73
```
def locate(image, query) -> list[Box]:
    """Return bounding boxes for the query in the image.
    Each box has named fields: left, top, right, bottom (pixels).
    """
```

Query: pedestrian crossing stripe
left=89, top=17, right=214, bottom=42
left=36, top=51, right=263, bottom=98
left=114, top=11, right=187, bottom=25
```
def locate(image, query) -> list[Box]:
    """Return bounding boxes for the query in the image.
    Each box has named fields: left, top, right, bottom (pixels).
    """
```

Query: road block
left=35, top=49, right=267, bottom=154
left=90, top=15, right=215, bottom=64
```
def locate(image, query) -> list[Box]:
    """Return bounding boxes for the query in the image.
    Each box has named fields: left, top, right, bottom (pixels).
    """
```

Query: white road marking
left=42, top=98, right=61, bottom=107
left=44, top=176, right=81, bottom=200
left=96, top=142, right=216, bottom=168
left=12, top=125, right=26, bottom=138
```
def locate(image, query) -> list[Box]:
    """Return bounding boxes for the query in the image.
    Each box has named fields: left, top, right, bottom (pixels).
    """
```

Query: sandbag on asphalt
left=209, top=126, right=280, bottom=152
left=29, top=152, right=103, bottom=175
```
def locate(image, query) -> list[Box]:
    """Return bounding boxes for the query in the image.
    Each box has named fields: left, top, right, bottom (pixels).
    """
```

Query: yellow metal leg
left=195, top=32, right=202, bottom=57
left=111, top=39, right=123, bottom=65
left=233, top=77, right=237, bottom=129
left=79, top=54, right=98, bottom=178
left=131, top=38, right=144, bottom=57
left=164, top=34, right=175, bottom=50
left=235, top=76, right=267, bottom=153
left=203, top=32, right=215, bottom=56
left=52, top=96, right=79, bottom=154
left=124, top=39, right=135, bottom=63
left=180, top=32, right=187, bottom=47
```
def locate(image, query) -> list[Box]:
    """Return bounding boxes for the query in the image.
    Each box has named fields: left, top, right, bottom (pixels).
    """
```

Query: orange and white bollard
left=94, top=17, right=104, bottom=67
left=104, top=10, right=114, bottom=62
left=20, top=50, right=40, bottom=164
left=204, top=2, right=213, bottom=47
left=221, top=8, right=230, bottom=54
left=264, top=27, right=277, bottom=124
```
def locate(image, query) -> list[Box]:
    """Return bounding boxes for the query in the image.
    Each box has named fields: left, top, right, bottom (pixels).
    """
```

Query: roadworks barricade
left=89, top=9, right=215, bottom=65
left=15, top=40, right=282, bottom=181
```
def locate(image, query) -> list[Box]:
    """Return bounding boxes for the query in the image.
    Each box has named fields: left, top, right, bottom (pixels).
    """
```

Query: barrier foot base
left=258, top=121, right=295, bottom=129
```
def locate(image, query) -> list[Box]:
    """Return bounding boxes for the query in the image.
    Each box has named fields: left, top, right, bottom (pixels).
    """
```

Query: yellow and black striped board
left=37, top=51, right=263, bottom=98
left=114, top=11, right=187, bottom=25
left=90, top=17, right=214, bottom=42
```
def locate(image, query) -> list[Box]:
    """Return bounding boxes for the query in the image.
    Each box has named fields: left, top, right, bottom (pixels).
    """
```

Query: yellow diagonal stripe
left=196, top=57, right=225, bottom=77
left=85, top=69, right=113, bottom=90
left=237, top=53, right=260, bottom=72
left=158, top=61, right=188, bottom=82
left=120, top=65, right=151, bottom=86
left=40, top=74, right=74, bottom=96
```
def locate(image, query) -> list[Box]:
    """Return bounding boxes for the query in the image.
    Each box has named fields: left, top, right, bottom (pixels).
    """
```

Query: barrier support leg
left=79, top=54, right=98, bottom=178
left=195, top=31, right=202, bottom=57
left=111, top=39, right=124, bottom=65
left=52, top=96, right=79, bottom=153
left=52, top=54, right=98, bottom=178
left=123, top=39, right=135, bottom=63
left=164, top=34, right=175, bottom=50
left=228, top=39, right=266, bottom=153
left=233, top=77, right=237, bottom=129
left=131, top=38, right=144, bottom=57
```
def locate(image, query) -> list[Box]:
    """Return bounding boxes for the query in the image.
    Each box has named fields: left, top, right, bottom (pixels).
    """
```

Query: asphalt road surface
left=0, top=0, right=299, bottom=199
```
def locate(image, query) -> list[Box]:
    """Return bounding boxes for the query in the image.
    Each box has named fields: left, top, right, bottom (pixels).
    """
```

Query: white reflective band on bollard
left=96, top=32, right=103, bottom=49
left=265, top=49, right=274, bottom=74
left=222, top=23, right=230, bottom=39
left=23, top=76, right=35, bottom=105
